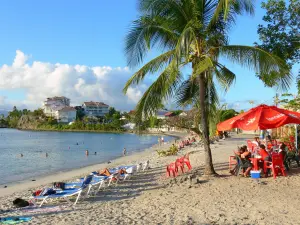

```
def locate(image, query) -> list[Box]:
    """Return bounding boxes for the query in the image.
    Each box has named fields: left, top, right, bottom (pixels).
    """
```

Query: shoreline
left=4, top=127, right=187, bottom=137
left=0, top=131, right=186, bottom=197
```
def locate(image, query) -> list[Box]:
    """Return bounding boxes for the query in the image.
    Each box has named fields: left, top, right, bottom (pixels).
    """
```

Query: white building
left=43, top=96, right=70, bottom=117
left=55, top=107, right=77, bottom=123
left=82, top=101, right=109, bottom=117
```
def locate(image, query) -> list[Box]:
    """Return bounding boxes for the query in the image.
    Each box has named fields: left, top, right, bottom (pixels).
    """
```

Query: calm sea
left=0, top=129, right=174, bottom=185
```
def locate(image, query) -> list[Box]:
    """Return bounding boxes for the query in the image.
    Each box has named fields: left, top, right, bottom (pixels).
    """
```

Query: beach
left=1, top=133, right=300, bottom=224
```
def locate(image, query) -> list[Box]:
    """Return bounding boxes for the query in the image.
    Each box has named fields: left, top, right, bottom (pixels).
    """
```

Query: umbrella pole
left=295, top=124, right=298, bottom=151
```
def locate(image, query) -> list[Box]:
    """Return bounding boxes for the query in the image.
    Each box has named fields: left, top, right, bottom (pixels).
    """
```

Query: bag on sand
left=13, top=198, right=30, bottom=208
left=53, top=182, right=66, bottom=190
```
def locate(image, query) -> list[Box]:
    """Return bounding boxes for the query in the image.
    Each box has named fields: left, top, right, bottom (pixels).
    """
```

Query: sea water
left=0, top=129, right=174, bottom=185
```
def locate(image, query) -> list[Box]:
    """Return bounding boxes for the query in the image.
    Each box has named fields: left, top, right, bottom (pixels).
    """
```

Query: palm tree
left=123, top=0, right=291, bottom=175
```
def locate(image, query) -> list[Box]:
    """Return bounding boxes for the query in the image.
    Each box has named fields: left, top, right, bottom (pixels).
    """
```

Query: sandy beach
left=1, top=133, right=300, bottom=225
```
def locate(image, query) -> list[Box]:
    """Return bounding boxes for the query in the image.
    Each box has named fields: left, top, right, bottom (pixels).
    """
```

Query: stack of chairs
left=166, top=154, right=192, bottom=177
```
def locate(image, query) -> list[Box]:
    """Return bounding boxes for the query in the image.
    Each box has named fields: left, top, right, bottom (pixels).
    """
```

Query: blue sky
left=0, top=0, right=298, bottom=112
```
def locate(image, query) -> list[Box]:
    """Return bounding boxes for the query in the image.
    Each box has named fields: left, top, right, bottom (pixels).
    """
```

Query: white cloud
left=0, top=96, right=6, bottom=105
left=0, top=50, right=149, bottom=111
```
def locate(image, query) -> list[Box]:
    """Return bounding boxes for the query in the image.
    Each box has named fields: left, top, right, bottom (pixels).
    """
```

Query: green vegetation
left=156, top=145, right=179, bottom=156
left=37, top=120, right=125, bottom=132
left=255, top=0, right=299, bottom=88
left=2, top=106, right=125, bottom=132
left=123, top=0, right=291, bottom=175
left=256, top=0, right=299, bottom=67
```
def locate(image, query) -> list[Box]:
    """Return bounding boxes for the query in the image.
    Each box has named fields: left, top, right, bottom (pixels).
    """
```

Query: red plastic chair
left=229, top=156, right=237, bottom=170
left=179, top=157, right=192, bottom=170
left=166, top=163, right=177, bottom=177
left=175, top=159, right=185, bottom=174
left=264, top=153, right=286, bottom=179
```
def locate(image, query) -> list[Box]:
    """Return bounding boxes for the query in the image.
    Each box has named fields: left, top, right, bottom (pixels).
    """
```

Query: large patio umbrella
left=217, top=104, right=300, bottom=131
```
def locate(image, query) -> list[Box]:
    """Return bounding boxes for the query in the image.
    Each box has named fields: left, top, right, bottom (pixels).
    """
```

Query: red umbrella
left=217, top=104, right=300, bottom=131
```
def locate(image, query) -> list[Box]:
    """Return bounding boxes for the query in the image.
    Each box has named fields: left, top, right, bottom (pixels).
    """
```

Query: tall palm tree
left=123, top=0, right=291, bottom=175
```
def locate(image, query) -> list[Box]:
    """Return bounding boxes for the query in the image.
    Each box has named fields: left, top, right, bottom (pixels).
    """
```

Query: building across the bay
left=82, top=101, right=109, bottom=117
left=55, top=106, right=77, bottom=123
left=42, top=97, right=110, bottom=122
left=43, top=96, right=70, bottom=117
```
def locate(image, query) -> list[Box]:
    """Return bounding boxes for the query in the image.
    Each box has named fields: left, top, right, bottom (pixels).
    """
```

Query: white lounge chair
left=142, top=160, right=150, bottom=171
left=31, top=175, right=93, bottom=207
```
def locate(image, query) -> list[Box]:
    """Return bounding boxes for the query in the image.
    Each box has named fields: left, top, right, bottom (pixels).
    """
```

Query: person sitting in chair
left=230, top=146, right=252, bottom=177
left=259, top=144, right=271, bottom=161
left=240, top=145, right=252, bottom=177
left=279, top=143, right=289, bottom=171
left=252, top=137, right=261, bottom=146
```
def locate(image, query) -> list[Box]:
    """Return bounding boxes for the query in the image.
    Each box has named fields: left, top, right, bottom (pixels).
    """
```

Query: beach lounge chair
left=136, top=163, right=142, bottom=172
left=31, top=175, right=93, bottom=207
left=142, top=161, right=150, bottom=171
left=76, top=174, right=109, bottom=194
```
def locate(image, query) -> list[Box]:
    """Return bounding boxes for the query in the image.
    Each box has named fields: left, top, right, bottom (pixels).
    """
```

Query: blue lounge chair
left=31, top=175, right=93, bottom=207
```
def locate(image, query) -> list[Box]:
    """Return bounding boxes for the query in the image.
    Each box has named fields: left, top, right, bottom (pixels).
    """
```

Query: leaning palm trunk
left=199, top=72, right=216, bottom=175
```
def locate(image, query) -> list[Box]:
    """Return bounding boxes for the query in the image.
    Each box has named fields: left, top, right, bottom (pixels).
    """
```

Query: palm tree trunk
left=199, top=72, right=217, bottom=175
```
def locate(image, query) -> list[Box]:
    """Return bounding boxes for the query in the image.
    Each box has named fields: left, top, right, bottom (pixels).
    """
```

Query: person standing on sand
left=123, top=147, right=127, bottom=156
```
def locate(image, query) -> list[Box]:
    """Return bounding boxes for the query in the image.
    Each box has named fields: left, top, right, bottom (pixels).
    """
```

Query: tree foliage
left=255, top=0, right=300, bottom=89
left=256, top=0, right=300, bottom=65
left=124, top=0, right=291, bottom=175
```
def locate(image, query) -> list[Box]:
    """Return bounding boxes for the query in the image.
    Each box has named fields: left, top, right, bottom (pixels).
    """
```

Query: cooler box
left=250, top=170, right=260, bottom=179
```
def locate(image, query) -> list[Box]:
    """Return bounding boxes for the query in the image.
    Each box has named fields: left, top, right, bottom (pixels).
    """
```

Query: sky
left=0, top=0, right=298, bottom=113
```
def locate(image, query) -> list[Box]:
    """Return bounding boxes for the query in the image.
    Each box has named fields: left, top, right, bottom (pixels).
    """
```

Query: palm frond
left=123, top=50, right=176, bottom=93
left=139, top=0, right=189, bottom=22
left=214, top=63, right=236, bottom=92
left=176, top=76, right=199, bottom=106
left=219, top=45, right=292, bottom=90
left=192, top=56, right=214, bottom=79
left=134, top=61, right=182, bottom=121
left=207, top=0, right=254, bottom=30
left=174, top=23, right=198, bottom=62
left=125, top=16, right=178, bottom=68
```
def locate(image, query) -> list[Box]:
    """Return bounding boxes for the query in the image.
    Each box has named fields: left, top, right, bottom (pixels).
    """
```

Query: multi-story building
left=43, top=96, right=70, bottom=117
left=82, top=101, right=109, bottom=117
left=55, top=107, right=77, bottom=123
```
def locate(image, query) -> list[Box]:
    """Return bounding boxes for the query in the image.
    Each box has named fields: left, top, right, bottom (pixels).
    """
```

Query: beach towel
left=0, top=217, right=32, bottom=224
left=19, top=205, right=66, bottom=214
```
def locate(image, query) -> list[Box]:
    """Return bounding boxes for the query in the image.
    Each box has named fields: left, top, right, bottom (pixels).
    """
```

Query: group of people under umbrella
left=217, top=104, right=300, bottom=178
